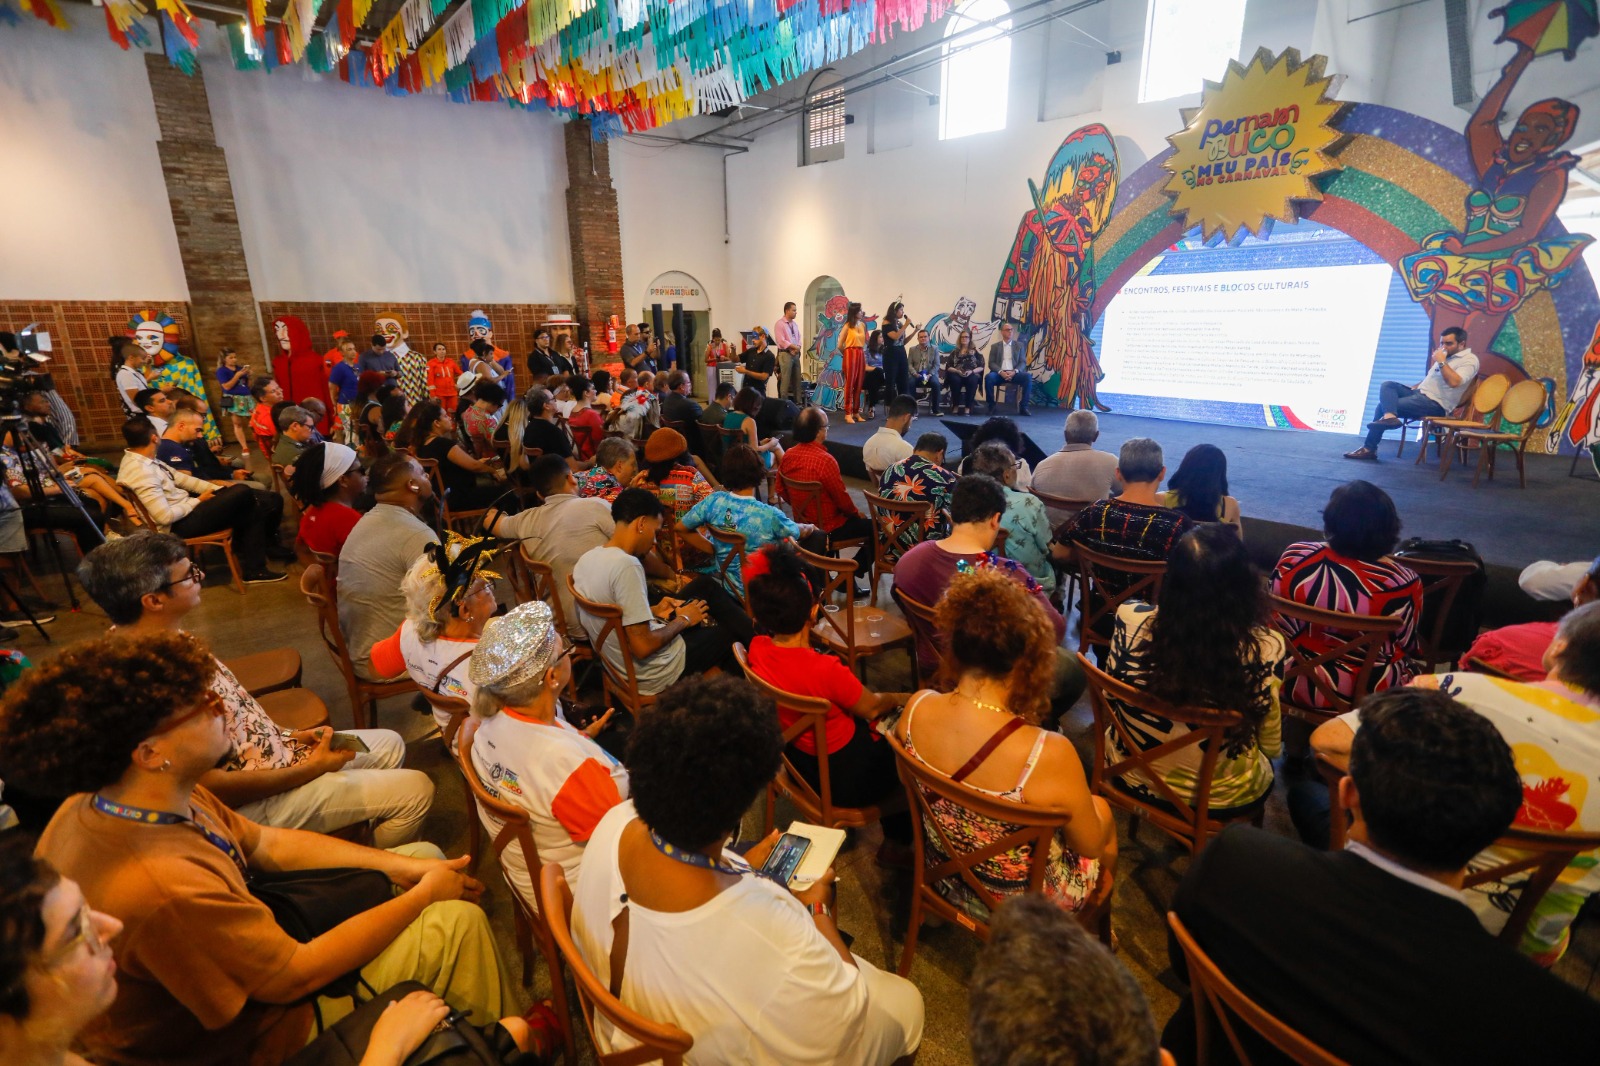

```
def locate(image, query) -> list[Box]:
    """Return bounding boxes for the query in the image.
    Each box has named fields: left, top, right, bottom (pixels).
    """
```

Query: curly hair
left=935, top=569, right=1056, bottom=724
left=0, top=632, right=218, bottom=795
left=1143, top=525, right=1274, bottom=754
left=625, top=675, right=782, bottom=851
left=0, top=833, right=59, bottom=1019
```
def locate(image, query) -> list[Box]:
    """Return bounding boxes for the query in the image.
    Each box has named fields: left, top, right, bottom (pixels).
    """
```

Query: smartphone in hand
left=329, top=732, right=370, bottom=754
left=759, top=833, right=811, bottom=886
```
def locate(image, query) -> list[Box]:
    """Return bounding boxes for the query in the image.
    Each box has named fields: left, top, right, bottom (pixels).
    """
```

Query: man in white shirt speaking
left=1345, top=326, right=1479, bottom=460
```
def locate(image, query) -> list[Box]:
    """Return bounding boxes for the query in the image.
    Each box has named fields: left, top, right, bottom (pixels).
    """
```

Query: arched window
left=801, top=69, right=847, bottom=166
left=940, top=0, right=1011, bottom=141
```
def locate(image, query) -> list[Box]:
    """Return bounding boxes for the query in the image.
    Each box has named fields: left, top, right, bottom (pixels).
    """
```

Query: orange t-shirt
left=36, top=788, right=313, bottom=1066
left=840, top=322, right=867, bottom=350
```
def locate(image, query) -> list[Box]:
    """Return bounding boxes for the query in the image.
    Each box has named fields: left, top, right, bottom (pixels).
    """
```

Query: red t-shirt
left=568, top=408, right=604, bottom=460
left=746, top=635, right=863, bottom=755
left=297, top=501, right=362, bottom=558
left=1462, top=621, right=1557, bottom=681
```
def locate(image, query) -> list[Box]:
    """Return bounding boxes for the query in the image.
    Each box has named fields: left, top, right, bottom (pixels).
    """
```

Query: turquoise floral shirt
left=1000, top=484, right=1056, bottom=592
left=681, top=490, right=802, bottom=596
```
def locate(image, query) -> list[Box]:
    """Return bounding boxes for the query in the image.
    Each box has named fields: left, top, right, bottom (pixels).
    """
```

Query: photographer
left=1, top=330, right=78, bottom=447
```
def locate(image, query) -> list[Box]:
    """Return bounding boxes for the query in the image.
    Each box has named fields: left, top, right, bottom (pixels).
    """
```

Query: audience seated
left=271, top=406, right=316, bottom=472
left=725, top=386, right=783, bottom=470
left=1304, top=602, right=1600, bottom=965
left=565, top=374, right=605, bottom=461
left=467, top=601, right=627, bottom=904
left=661, top=370, right=704, bottom=431
left=574, top=436, right=637, bottom=503
left=879, top=431, right=957, bottom=537
left=488, top=455, right=613, bottom=643
left=638, top=427, right=714, bottom=524
left=1161, top=443, right=1242, bottom=537
left=778, top=407, right=872, bottom=547
left=893, top=569, right=1114, bottom=919
left=0, top=441, right=110, bottom=546
left=78, top=531, right=433, bottom=846
left=569, top=675, right=925, bottom=1064
left=116, top=417, right=289, bottom=583
left=406, top=400, right=506, bottom=512
left=461, top=380, right=506, bottom=458
left=287, top=442, right=366, bottom=559
left=861, top=394, right=917, bottom=480
left=1105, top=525, right=1284, bottom=814
left=508, top=386, right=584, bottom=471
left=956, top=417, right=1033, bottom=490
left=1271, top=480, right=1422, bottom=710
left=1166, top=688, right=1600, bottom=1064
left=969, top=894, right=1167, bottom=1066
left=1521, top=556, right=1596, bottom=602
left=0, top=634, right=508, bottom=1066
left=1464, top=553, right=1598, bottom=680
left=572, top=488, right=750, bottom=695
left=968, top=441, right=1055, bottom=592
left=1030, top=410, right=1121, bottom=503
left=156, top=409, right=250, bottom=485
left=338, top=452, right=440, bottom=679
left=681, top=445, right=811, bottom=597
left=369, top=537, right=502, bottom=745
left=745, top=547, right=909, bottom=854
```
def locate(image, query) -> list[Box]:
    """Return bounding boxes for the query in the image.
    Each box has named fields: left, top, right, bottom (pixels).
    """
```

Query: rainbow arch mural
left=1089, top=103, right=1600, bottom=450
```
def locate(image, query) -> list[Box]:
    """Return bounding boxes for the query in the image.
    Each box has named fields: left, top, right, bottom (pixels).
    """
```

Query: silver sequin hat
left=468, top=600, right=559, bottom=690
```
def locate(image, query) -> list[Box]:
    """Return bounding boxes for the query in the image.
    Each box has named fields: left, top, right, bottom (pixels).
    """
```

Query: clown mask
left=133, top=324, right=166, bottom=358
left=376, top=315, right=409, bottom=352
left=467, top=311, right=493, bottom=346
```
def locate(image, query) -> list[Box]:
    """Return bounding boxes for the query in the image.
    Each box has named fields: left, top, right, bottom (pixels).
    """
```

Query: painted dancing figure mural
left=991, top=123, right=1121, bottom=410
left=1399, top=25, right=1593, bottom=380
left=128, top=310, right=221, bottom=446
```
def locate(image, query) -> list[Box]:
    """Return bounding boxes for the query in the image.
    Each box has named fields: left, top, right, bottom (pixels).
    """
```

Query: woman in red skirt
left=839, top=302, right=868, bottom=423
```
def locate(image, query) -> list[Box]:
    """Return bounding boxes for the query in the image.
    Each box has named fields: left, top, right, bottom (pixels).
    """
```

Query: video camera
left=0, top=323, right=55, bottom=418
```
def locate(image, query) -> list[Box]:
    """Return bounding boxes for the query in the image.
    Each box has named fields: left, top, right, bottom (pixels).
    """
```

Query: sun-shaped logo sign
left=1162, top=47, right=1346, bottom=242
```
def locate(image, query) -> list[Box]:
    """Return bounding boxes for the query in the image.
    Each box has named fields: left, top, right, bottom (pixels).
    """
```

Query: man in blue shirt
left=155, top=409, right=255, bottom=486
left=358, top=333, right=399, bottom=380
left=327, top=341, right=362, bottom=446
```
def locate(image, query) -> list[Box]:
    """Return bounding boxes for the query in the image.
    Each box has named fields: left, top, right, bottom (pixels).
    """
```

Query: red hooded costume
left=271, top=315, right=332, bottom=432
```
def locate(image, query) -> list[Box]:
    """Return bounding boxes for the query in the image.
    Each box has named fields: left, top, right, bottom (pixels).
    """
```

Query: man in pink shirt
left=774, top=301, right=804, bottom=403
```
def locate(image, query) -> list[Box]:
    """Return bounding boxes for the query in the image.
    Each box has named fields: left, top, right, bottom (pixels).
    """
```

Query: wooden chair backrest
left=504, top=544, right=534, bottom=603
left=567, top=574, right=649, bottom=711
left=891, top=586, right=942, bottom=676
left=992, top=525, right=1010, bottom=558
left=1467, top=374, right=1510, bottom=419
left=127, top=491, right=229, bottom=544
left=795, top=547, right=859, bottom=653
left=733, top=642, right=848, bottom=824
left=1078, top=653, right=1248, bottom=852
left=663, top=420, right=700, bottom=456
left=1269, top=593, right=1404, bottom=721
left=1388, top=553, right=1479, bottom=668
left=864, top=492, right=931, bottom=576
left=1493, top=378, right=1548, bottom=430
left=1167, top=912, right=1351, bottom=1066
left=886, top=729, right=1072, bottom=934
left=1028, top=487, right=1093, bottom=534
left=781, top=477, right=830, bottom=529
left=422, top=689, right=471, bottom=751
left=1073, top=543, right=1167, bottom=652
left=538, top=864, right=694, bottom=1066
left=702, top=526, right=750, bottom=607
left=299, top=563, right=360, bottom=691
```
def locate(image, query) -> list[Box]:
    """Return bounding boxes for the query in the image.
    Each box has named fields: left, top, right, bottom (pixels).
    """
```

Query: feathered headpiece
left=418, top=532, right=503, bottom=621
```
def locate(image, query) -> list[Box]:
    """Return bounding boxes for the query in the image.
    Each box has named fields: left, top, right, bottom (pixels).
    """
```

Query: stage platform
left=823, top=405, right=1598, bottom=587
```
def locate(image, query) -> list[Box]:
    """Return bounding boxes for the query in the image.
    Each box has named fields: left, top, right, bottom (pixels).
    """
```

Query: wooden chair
left=1073, top=543, right=1166, bottom=654
left=568, top=575, right=657, bottom=717
left=1388, top=553, right=1480, bottom=669
left=992, top=525, right=1010, bottom=558
left=663, top=419, right=701, bottom=457
left=701, top=526, right=750, bottom=610
left=298, top=563, right=418, bottom=729
left=455, top=720, right=572, bottom=1055
left=863, top=492, right=931, bottom=606
left=269, top=463, right=300, bottom=517
left=418, top=456, right=492, bottom=535
left=797, top=546, right=913, bottom=681
left=783, top=476, right=869, bottom=557
left=890, top=586, right=941, bottom=689
left=221, top=647, right=302, bottom=697
left=420, top=689, right=471, bottom=752
left=1443, top=378, right=1548, bottom=487
left=886, top=730, right=1111, bottom=976
left=1028, top=487, right=1092, bottom=536
left=1168, top=912, right=1350, bottom=1066
left=538, top=864, right=695, bottom=1066
left=257, top=688, right=331, bottom=732
left=123, top=493, right=245, bottom=594
left=1269, top=593, right=1404, bottom=725
left=1407, top=375, right=1498, bottom=461
left=733, top=643, right=905, bottom=836
left=522, top=553, right=595, bottom=701
left=1079, top=654, right=1262, bottom=855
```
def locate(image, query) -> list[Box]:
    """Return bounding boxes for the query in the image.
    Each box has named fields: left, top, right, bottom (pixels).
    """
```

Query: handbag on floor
left=285, top=981, right=548, bottom=1066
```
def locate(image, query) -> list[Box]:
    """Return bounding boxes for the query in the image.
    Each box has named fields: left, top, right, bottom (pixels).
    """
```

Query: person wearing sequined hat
left=466, top=601, right=626, bottom=906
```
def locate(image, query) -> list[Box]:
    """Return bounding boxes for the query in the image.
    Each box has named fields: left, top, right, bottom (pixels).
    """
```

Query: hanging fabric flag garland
left=102, top=0, right=151, bottom=48
left=155, top=0, right=199, bottom=72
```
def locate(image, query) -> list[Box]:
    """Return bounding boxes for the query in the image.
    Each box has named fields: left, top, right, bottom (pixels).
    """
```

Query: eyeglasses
left=42, top=903, right=109, bottom=967
left=149, top=690, right=224, bottom=737
left=157, top=562, right=204, bottom=591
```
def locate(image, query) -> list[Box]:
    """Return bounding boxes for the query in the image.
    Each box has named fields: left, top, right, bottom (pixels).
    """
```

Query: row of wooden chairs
left=1404, top=373, right=1551, bottom=488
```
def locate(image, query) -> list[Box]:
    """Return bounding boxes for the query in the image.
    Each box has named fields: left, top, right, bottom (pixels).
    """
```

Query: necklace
left=957, top=690, right=1011, bottom=717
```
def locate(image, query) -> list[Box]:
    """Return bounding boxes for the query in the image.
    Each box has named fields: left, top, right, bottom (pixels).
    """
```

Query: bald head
left=794, top=406, right=828, bottom=444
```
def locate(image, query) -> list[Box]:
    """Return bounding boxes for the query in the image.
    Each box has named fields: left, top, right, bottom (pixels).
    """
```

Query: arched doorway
left=802, top=274, right=845, bottom=381
left=642, top=270, right=711, bottom=380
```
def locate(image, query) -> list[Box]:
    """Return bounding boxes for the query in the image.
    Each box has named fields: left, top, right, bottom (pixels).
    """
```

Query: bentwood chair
left=1386, top=552, right=1480, bottom=669
left=124, top=493, right=245, bottom=595
left=1415, top=373, right=1507, bottom=464
left=1079, top=654, right=1263, bottom=856
left=568, top=575, right=657, bottom=718
left=221, top=647, right=302, bottom=698
left=783, top=477, right=870, bottom=559
left=1443, top=378, right=1549, bottom=487
left=1268, top=594, right=1404, bottom=726
left=887, top=730, right=1111, bottom=977
left=890, top=586, right=942, bottom=688
left=702, top=526, right=750, bottom=610
left=1073, top=544, right=1166, bottom=654
left=1168, top=913, right=1350, bottom=1066
left=539, top=864, right=694, bottom=1066
left=734, top=643, right=905, bottom=837
left=420, top=689, right=471, bottom=753
left=863, top=492, right=931, bottom=606
left=796, top=547, right=914, bottom=682
left=456, top=720, right=573, bottom=1058
left=522, top=553, right=596, bottom=701
left=299, top=563, right=418, bottom=730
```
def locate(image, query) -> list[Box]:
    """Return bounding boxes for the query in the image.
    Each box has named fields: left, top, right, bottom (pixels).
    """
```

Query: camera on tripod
left=0, top=323, right=53, bottom=419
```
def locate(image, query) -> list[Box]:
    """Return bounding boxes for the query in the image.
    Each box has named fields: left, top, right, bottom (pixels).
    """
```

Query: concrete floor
left=6, top=466, right=1598, bottom=1064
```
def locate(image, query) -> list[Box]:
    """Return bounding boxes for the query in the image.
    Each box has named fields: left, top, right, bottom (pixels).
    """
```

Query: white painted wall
left=611, top=137, right=731, bottom=332
left=0, top=21, right=188, bottom=300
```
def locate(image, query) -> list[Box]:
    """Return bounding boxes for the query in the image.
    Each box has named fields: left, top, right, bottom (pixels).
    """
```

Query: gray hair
left=1064, top=410, right=1099, bottom=444
left=1554, top=601, right=1600, bottom=696
left=77, top=530, right=191, bottom=626
left=276, top=405, right=313, bottom=432
left=470, top=672, right=549, bottom=721
left=400, top=554, right=449, bottom=643
left=595, top=436, right=637, bottom=472
left=1118, top=437, right=1164, bottom=484
left=969, top=442, right=1017, bottom=483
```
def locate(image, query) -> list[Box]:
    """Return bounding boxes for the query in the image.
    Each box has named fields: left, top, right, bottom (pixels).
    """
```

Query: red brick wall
left=0, top=299, right=196, bottom=448
left=565, top=120, right=625, bottom=352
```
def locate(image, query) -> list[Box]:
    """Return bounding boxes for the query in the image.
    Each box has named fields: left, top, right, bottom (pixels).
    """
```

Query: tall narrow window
left=801, top=70, right=846, bottom=166
left=940, top=0, right=1011, bottom=141
left=1139, top=0, right=1246, bottom=103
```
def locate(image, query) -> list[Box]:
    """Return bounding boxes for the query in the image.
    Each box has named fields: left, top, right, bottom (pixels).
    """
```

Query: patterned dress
left=902, top=694, right=1099, bottom=921
left=1271, top=542, right=1422, bottom=710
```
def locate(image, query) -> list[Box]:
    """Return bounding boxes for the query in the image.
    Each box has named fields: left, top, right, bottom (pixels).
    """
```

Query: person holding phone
left=77, top=531, right=435, bottom=847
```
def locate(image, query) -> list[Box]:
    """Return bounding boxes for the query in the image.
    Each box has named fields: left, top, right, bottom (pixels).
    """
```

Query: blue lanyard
left=648, top=829, right=774, bottom=882
left=92, top=794, right=249, bottom=876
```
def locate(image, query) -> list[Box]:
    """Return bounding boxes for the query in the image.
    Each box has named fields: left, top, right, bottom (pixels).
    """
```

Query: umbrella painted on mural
left=1490, top=0, right=1599, bottom=60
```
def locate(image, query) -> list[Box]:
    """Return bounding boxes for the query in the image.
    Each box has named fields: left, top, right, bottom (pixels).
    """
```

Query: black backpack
left=1393, top=538, right=1488, bottom=664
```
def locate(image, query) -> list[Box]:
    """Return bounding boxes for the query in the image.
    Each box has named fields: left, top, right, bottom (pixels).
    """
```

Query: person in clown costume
left=128, top=310, right=221, bottom=446
left=463, top=310, right=514, bottom=399
left=270, top=314, right=332, bottom=433
left=376, top=311, right=429, bottom=406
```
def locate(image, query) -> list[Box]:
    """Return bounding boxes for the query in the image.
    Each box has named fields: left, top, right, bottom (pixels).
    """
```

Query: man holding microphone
left=774, top=301, right=805, bottom=403
left=1344, top=327, right=1479, bottom=461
